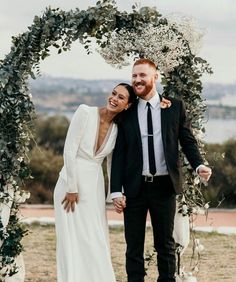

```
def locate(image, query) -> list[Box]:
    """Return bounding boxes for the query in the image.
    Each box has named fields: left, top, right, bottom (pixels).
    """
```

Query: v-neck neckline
left=93, top=108, right=113, bottom=157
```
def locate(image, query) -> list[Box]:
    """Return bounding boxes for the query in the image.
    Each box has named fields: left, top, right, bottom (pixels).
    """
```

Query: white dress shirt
left=138, top=93, right=168, bottom=176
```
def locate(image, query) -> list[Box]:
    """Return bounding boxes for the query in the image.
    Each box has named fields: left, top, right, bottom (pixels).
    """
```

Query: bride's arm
left=63, top=104, right=89, bottom=193
left=106, top=152, right=113, bottom=203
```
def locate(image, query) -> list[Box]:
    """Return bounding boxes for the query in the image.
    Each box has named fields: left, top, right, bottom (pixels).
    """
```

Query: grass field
left=23, top=225, right=236, bottom=282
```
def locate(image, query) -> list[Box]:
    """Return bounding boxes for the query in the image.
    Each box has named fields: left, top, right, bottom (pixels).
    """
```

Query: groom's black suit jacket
left=110, top=97, right=204, bottom=197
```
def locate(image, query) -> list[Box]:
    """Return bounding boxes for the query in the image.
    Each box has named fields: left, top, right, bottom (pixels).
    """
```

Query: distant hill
left=202, top=83, right=236, bottom=100
left=29, top=76, right=236, bottom=118
left=29, top=76, right=130, bottom=113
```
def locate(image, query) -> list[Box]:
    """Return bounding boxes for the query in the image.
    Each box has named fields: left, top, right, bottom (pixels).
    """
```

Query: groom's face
left=132, top=64, right=157, bottom=99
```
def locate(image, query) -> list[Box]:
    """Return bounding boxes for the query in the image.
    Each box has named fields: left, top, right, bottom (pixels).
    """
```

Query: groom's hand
left=62, top=192, right=79, bottom=212
left=197, top=165, right=212, bottom=182
left=113, top=197, right=126, bottom=214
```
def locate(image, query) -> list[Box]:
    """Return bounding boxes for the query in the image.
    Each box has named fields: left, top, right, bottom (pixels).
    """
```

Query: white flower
left=195, top=244, right=204, bottom=252
left=191, top=207, right=197, bottom=214
left=17, top=156, right=24, bottom=162
left=194, top=238, right=200, bottom=245
left=14, top=190, right=30, bottom=203
left=193, top=176, right=200, bottom=185
left=194, top=238, right=204, bottom=253
left=24, top=191, right=31, bottom=200
left=177, top=269, right=198, bottom=281
left=0, top=227, right=8, bottom=239
left=182, top=204, right=188, bottom=215
left=193, top=266, right=199, bottom=273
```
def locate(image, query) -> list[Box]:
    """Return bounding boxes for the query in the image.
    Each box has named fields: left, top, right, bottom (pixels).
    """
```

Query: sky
left=0, top=0, right=235, bottom=84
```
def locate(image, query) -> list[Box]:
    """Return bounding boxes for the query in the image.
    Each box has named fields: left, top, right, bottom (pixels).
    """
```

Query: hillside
left=29, top=76, right=236, bottom=118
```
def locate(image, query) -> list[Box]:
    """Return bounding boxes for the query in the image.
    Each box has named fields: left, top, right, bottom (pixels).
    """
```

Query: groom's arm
left=178, top=100, right=204, bottom=169
left=178, top=100, right=212, bottom=181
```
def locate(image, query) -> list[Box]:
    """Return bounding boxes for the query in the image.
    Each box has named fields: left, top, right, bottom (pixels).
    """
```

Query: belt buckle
left=145, top=175, right=154, bottom=182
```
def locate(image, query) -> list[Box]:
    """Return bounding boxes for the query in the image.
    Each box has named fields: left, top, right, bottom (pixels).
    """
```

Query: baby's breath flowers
left=99, top=22, right=191, bottom=75
left=98, top=15, right=204, bottom=78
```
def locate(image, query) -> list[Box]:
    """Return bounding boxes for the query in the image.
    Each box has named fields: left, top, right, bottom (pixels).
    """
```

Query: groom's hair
left=133, top=58, right=157, bottom=71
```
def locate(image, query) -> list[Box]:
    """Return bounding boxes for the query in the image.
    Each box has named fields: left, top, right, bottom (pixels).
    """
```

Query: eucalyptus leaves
left=0, top=0, right=212, bottom=279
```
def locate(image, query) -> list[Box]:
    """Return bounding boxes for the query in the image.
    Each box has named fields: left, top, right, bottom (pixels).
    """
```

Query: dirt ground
left=22, top=225, right=236, bottom=282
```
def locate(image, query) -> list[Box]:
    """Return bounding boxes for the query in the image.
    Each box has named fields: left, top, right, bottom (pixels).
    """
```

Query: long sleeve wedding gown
left=54, top=104, right=117, bottom=282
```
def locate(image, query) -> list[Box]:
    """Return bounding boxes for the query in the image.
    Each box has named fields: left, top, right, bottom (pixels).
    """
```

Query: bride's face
left=106, top=85, right=130, bottom=113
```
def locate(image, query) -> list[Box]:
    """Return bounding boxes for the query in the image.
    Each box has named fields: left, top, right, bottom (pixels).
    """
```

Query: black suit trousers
left=124, top=175, right=176, bottom=282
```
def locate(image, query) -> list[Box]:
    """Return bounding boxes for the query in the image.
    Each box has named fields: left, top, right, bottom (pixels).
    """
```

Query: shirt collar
left=138, top=92, right=160, bottom=110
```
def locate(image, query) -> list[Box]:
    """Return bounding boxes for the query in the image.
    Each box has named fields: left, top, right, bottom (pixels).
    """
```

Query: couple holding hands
left=54, top=58, right=211, bottom=282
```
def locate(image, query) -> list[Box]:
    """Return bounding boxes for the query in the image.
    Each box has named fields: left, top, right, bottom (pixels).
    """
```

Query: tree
left=34, top=115, right=69, bottom=154
left=205, top=140, right=236, bottom=207
left=26, top=146, right=63, bottom=204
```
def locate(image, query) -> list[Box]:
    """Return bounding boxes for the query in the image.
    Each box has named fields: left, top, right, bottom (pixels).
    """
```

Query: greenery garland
left=0, top=0, right=212, bottom=278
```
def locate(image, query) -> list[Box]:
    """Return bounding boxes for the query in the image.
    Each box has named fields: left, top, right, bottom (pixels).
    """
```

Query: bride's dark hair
left=113, top=83, right=137, bottom=124
left=116, top=83, right=137, bottom=103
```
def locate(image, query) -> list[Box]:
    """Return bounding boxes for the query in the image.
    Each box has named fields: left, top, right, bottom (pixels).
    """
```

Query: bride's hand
left=113, top=196, right=126, bottom=214
left=61, top=192, right=79, bottom=212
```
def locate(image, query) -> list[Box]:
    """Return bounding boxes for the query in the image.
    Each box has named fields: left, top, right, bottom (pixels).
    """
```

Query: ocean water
left=204, top=119, right=236, bottom=143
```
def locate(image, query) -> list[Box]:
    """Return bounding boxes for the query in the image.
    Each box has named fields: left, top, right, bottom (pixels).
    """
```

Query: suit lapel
left=129, top=103, right=143, bottom=153
left=161, top=107, right=168, bottom=147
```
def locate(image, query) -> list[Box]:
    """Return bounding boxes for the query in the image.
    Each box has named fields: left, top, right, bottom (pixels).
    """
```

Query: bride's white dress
left=54, top=105, right=117, bottom=282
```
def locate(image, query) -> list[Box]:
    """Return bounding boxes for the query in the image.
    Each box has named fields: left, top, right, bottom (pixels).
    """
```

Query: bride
left=53, top=83, right=136, bottom=282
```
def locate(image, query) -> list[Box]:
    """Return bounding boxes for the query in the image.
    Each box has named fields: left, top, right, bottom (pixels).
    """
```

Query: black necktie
left=147, top=102, right=156, bottom=175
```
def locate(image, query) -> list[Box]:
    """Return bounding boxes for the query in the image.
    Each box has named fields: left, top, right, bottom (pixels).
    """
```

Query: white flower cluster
left=0, top=263, right=17, bottom=279
left=167, top=15, right=204, bottom=55
left=1, top=181, right=30, bottom=205
left=99, top=23, right=190, bottom=74
left=98, top=15, right=203, bottom=75
left=0, top=226, right=8, bottom=240
left=14, top=190, right=30, bottom=204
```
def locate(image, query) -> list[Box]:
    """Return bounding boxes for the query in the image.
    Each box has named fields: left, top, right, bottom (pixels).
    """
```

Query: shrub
left=204, top=139, right=236, bottom=207
left=25, top=146, right=63, bottom=204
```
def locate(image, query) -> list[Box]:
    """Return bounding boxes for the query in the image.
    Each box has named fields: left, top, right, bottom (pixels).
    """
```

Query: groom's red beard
left=133, top=82, right=153, bottom=98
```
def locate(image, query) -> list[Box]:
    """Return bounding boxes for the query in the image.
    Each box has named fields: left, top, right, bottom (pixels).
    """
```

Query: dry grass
left=23, top=225, right=236, bottom=282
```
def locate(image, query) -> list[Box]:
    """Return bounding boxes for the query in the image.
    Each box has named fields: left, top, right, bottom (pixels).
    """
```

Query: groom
left=110, top=58, right=212, bottom=282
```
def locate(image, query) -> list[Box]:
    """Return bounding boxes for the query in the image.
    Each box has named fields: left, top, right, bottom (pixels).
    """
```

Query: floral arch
left=0, top=0, right=212, bottom=279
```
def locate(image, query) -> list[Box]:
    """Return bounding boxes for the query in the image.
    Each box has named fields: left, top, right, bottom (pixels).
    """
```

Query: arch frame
left=0, top=0, right=212, bottom=277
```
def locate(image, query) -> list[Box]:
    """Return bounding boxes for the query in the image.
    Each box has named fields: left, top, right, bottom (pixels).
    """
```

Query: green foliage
left=205, top=140, right=236, bottom=207
left=160, top=56, right=212, bottom=214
